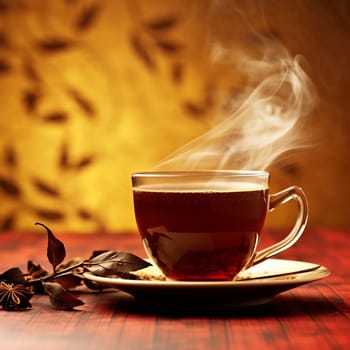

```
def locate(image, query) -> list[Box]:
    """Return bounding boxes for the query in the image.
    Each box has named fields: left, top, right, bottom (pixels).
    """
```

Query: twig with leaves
left=0, top=223, right=151, bottom=311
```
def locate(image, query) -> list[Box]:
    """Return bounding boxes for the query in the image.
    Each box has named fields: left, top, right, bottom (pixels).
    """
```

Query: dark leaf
left=77, top=208, right=94, bottom=220
left=0, top=267, right=25, bottom=284
left=156, top=39, right=183, bottom=53
left=67, top=88, right=95, bottom=117
left=36, top=38, right=74, bottom=52
left=183, top=101, right=206, bottom=117
left=74, top=155, right=95, bottom=169
left=52, top=274, right=83, bottom=290
left=0, top=212, right=16, bottom=230
left=89, top=250, right=108, bottom=259
left=43, top=111, right=68, bottom=123
left=33, top=209, right=65, bottom=221
left=130, top=34, right=156, bottom=71
left=75, top=3, right=101, bottom=31
left=32, top=178, right=61, bottom=198
left=85, top=250, right=151, bottom=276
left=0, top=176, right=21, bottom=197
left=3, top=145, right=17, bottom=168
left=22, top=90, right=41, bottom=113
left=145, top=15, right=179, bottom=31
left=22, top=61, right=41, bottom=82
left=171, top=62, right=184, bottom=84
left=58, top=143, right=70, bottom=169
left=44, top=282, right=84, bottom=310
left=27, top=260, right=48, bottom=280
left=35, top=222, right=66, bottom=272
left=0, top=59, right=11, bottom=74
left=57, top=257, right=84, bottom=272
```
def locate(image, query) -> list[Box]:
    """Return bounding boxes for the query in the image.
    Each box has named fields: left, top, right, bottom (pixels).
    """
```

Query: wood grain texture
left=0, top=230, right=349, bottom=350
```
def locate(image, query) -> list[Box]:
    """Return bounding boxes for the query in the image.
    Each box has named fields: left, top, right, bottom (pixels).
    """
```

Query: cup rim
left=132, top=170, right=269, bottom=178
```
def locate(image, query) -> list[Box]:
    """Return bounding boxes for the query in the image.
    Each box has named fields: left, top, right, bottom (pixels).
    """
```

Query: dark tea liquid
left=133, top=183, right=268, bottom=281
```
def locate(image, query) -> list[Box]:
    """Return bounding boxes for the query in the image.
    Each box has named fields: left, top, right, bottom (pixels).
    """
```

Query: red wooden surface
left=0, top=229, right=349, bottom=350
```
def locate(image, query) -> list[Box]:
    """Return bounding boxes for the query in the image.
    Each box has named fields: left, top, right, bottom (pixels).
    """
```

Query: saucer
left=83, top=259, right=330, bottom=308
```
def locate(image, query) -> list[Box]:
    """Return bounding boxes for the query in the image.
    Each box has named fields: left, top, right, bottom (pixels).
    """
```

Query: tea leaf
left=156, top=39, right=183, bottom=53
left=67, top=88, right=95, bottom=117
left=183, top=101, right=206, bottom=117
left=22, top=61, right=41, bottom=82
left=77, top=208, right=94, bottom=220
left=44, top=282, right=84, bottom=310
left=36, top=38, right=74, bottom=52
left=42, top=111, right=68, bottom=123
left=0, top=176, right=21, bottom=197
left=22, top=90, right=41, bottom=113
left=145, top=15, right=179, bottom=31
left=32, top=178, right=60, bottom=198
left=52, top=274, right=83, bottom=290
left=3, top=145, right=17, bottom=168
left=27, top=260, right=48, bottom=280
left=171, top=62, right=184, bottom=84
left=58, top=143, right=70, bottom=169
left=74, top=155, right=95, bottom=169
left=85, top=250, right=151, bottom=276
left=33, top=208, right=65, bottom=221
left=0, top=267, right=25, bottom=284
left=130, top=34, right=156, bottom=71
left=0, top=212, right=16, bottom=231
left=35, top=222, right=66, bottom=273
left=75, top=3, right=101, bottom=31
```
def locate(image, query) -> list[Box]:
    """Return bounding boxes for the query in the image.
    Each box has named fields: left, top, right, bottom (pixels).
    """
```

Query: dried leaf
left=145, top=15, right=179, bottom=31
left=32, top=178, right=60, bottom=198
left=44, top=282, right=84, bottom=310
left=57, top=257, right=84, bottom=272
left=35, top=222, right=66, bottom=273
left=22, top=90, right=41, bottom=113
left=75, top=3, right=101, bottom=31
left=3, top=145, right=17, bottom=168
left=52, top=275, right=83, bottom=290
left=85, top=250, right=151, bottom=276
left=77, top=208, right=94, bottom=220
left=74, top=155, right=95, bottom=169
left=43, top=111, right=68, bottom=123
left=171, top=62, right=184, bottom=84
left=0, top=59, right=11, bottom=74
left=156, top=39, right=183, bottom=53
left=67, top=88, right=95, bottom=117
left=58, top=143, right=69, bottom=169
left=0, top=267, right=25, bottom=284
left=183, top=101, right=206, bottom=117
left=23, top=61, right=41, bottom=82
left=0, top=176, right=21, bottom=197
left=0, top=213, right=16, bottom=231
left=130, top=34, right=156, bottom=71
left=33, top=209, right=65, bottom=221
left=27, top=260, right=48, bottom=280
left=36, top=38, right=74, bottom=52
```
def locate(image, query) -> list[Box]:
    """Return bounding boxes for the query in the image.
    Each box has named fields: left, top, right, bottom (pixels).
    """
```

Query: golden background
left=0, top=0, right=349, bottom=233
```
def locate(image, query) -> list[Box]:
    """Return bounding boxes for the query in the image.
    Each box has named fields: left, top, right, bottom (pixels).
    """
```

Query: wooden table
left=0, top=229, right=349, bottom=350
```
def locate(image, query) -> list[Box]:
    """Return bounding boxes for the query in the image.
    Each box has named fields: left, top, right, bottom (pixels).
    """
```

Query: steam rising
left=156, top=42, right=316, bottom=171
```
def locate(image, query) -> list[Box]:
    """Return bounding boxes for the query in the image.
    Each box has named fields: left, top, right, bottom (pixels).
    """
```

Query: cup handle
left=252, top=186, right=308, bottom=266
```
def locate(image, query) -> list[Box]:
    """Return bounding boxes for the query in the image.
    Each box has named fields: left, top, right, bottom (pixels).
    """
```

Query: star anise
left=0, top=281, right=34, bottom=311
